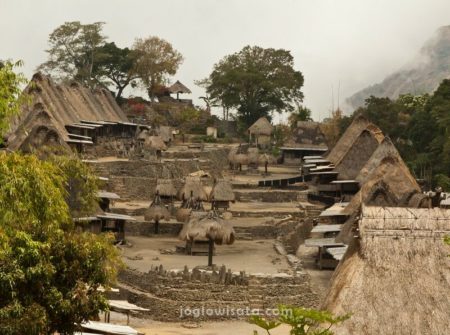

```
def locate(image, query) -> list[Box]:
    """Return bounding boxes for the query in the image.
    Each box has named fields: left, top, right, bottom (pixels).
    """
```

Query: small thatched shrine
left=155, top=179, right=177, bottom=204
left=248, top=117, right=273, bottom=147
left=178, top=176, right=208, bottom=202
left=209, top=179, right=235, bottom=210
left=281, top=121, right=329, bottom=165
left=168, top=80, right=192, bottom=100
left=322, top=206, right=450, bottom=335
left=179, top=211, right=235, bottom=266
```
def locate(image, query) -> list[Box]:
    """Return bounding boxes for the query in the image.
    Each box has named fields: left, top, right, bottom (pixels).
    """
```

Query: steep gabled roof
left=168, top=80, right=191, bottom=94
left=7, top=73, right=128, bottom=148
left=326, top=114, right=371, bottom=165
left=323, top=206, right=450, bottom=335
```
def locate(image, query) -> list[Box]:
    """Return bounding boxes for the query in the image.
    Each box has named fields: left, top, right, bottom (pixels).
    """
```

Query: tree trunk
left=208, top=239, right=214, bottom=267
left=116, top=85, right=125, bottom=100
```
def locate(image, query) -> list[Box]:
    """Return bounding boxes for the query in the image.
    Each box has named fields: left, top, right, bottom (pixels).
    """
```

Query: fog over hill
left=347, top=26, right=450, bottom=109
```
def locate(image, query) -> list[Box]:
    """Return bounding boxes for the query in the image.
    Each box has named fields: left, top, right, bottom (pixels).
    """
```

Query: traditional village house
left=209, top=179, right=235, bottom=210
left=322, top=206, right=450, bottom=335
left=280, top=121, right=328, bottom=165
left=247, top=117, right=273, bottom=147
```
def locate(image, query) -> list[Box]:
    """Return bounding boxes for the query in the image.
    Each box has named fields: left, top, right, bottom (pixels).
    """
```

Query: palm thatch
left=248, top=117, right=273, bottom=136
left=334, top=126, right=384, bottom=180
left=144, top=193, right=170, bottom=222
left=176, top=208, right=192, bottom=223
left=179, top=211, right=235, bottom=245
left=178, top=177, right=208, bottom=201
left=247, top=147, right=259, bottom=165
left=168, top=80, right=192, bottom=94
left=258, top=153, right=277, bottom=164
left=322, top=206, right=450, bottom=335
left=210, top=179, right=235, bottom=202
left=233, top=153, right=249, bottom=166
left=326, top=114, right=370, bottom=165
left=156, top=179, right=177, bottom=198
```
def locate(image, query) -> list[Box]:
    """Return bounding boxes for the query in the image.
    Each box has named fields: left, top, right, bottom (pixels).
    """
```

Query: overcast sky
left=1, top=0, right=450, bottom=121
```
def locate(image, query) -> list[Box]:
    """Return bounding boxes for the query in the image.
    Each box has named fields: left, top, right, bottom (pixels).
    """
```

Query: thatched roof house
left=179, top=212, right=235, bottom=245
left=248, top=117, right=273, bottom=146
left=338, top=153, right=425, bottom=244
left=7, top=73, right=128, bottom=151
left=326, top=114, right=371, bottom=165
left=323, top=206, right=450, bottom=335
left=281, top=121, right=328, bottom=164
left=333, top=124, right=384, bottom=180
left=209, top=179, right=235, bottom=202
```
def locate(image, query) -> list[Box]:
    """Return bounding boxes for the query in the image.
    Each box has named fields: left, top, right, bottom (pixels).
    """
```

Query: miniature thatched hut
left=178, top=176, right=208, bottom=202
left=248, top=117, right=273, bottom=147
left=168, top=80, right=191, bottom=100
left=326, top=114, right=370, bottom=165
left=145, top=191, right=170, bottom=234
left=179, top=211, right=235, bottom=266
left=209, top=179, right=235, bottom=210
left=322, top=206, right=450, bottom=335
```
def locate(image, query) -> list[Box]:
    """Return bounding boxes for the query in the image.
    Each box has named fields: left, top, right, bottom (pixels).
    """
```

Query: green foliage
left=203, top=45, right=304, bottom=129
left=38, top=21, right=107, bottom=87
left=0, top=152, right=121, bottom=334
left=94, top=42, right=139, bottom=99
left=250, top=306, right=350, bottom=335
left=0, top=60, right=28, bottom=140
left=133, top=36, right=183, bottom=101
left=289, top=105, right=313, bottom=129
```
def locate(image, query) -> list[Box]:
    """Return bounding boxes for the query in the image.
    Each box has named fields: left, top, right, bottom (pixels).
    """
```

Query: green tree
left=288, top=105, right=313, bottom=129
left=133, top=36, right=183, bottom=102
left=203, top=46, right=304, bottom=129
left=38, top=21, right=106, bottom=87
left=0, top=60, right=28, bottom=140
left=250, top=305, right=350, bottom=335
left=93, top=42, right=139, bottom=100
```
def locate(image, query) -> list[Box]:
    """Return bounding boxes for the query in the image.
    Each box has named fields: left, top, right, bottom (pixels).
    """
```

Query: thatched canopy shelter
left=333, top=124, right=384, bottom=180
left=322, top=206, right=450, bottom=335
left=179, top=211, right=235, bottom=266
left=248, top=117, right=273, bottom=136
left=178, top=176, right=208, bottom=202
left=145, top=191, right=170, bottom=234
left=326, top=114, right=370, bottom=165
left=155, top=179, right=177, bottom=199
left=168, top=80, right=192, bottom=95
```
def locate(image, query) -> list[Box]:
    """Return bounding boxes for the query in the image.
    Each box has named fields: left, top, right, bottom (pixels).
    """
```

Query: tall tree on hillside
left=93, top=42, right=139, bottom=100
left=38, top=21, right=106, bottom=87
left=202, top=46, right=304, bottom=130
left=133, top=36, right=183, bottom=102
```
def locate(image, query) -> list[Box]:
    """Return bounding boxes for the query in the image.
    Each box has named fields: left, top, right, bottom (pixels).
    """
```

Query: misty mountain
left=347, top=25, right=450, bottom=109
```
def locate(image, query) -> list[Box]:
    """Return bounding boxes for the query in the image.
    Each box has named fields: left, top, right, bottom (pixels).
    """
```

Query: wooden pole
left=155, top=220, right=159, bottom=234
left=208, top=239, right=214, bottom=267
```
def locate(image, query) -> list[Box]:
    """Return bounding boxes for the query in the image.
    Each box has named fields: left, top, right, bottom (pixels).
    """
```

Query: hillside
left=347, top=25, right=450, bottom=108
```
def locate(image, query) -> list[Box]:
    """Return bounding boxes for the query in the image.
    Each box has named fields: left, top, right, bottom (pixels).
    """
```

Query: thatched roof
left=248, top=117, right=273, bottom=136
left=338, top=155, right=422, bottom=244
left=333, top=125, right=384, bottom=180
left=145, top=136, right=167, bottom=151
left=323, top=206, right=450, bottom=335
left=282, top=121, right=328, bottom=150
left=178, top=176, right=208, bottom=201
left=156, top=179, right=177, bottom=197
left=247, top=147, right=259, bottom=164
left=210, top=179, right=235, bottom=202
left=179, top=211, right=235, bottom=245
left=326, top=114, right=371, bottom=165
left=7, top=73, right=128, bottom=149
left=144, top=193, right=170, bottom=221
left=168, top=80, right=191, bottom=94
left=258, top=153, right=277, bottom=164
